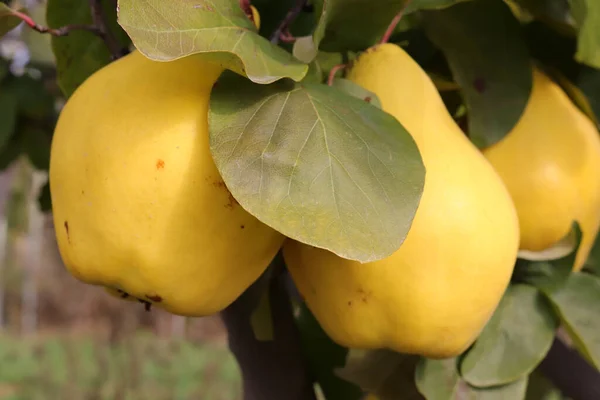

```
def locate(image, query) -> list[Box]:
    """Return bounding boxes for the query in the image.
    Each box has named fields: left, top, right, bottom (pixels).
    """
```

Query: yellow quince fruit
left=49, top=10, right=284, bottom=316
left=283, top=43, right=520, bottom=359
left=482, top=67, right=600, bottom=271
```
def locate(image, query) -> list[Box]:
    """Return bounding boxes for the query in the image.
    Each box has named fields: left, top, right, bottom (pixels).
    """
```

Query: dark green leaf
left=514, top=222, right=582, bottom=293
left=543, top=272, right=600, bottom=369
left=295, top=302, right=364, bottom=400
left=0, top=90, right=18, bottom=152
left=422, top=0, right=533, bottom=148
left=310, top=0, right=409, bottom=52
left=406, top=0, right=473, bottom=13
left=331, top=78, right=382, bottom=109
left=209, top=72, right=425, bottom=263
left=0, top=3, right=22, bottom=37
left=525, top=368, right=564, bottom=400
left=569, top=0, right=600, bottom=68
left=335, top=349, right=423, bottom=400
left=584, top=227, right=599, bottom=273
left=47, top=0, right=130, bottom=97
left=249, top=284, right=274, bottom=341
left=3, top=74, right=55, bottom=119
left=37, top=180, right=51, bottom=212
left=21, top=125, right=51, bottom=171
left=416, top=357, right=529, bottom=399
left=513, top=0, right=575, bottom=35
left=415, top=358, right=461, bottom=399
left=460, top=284, right=558, bottom=387
left=0, top=133, right=22, bottom=170
left=117, top=0, right=307, bottom=84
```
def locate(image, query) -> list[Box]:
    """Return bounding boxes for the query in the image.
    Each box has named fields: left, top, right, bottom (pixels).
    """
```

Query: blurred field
left=0, top=159, right=244, bottom=399
left=0, top=332, right=242, bottom=400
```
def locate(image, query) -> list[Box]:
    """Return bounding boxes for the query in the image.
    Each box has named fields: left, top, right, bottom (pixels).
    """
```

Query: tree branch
left=10, top=2, right=127, bottom=60
left=11, top=10, right=102, bottom=37
left=540, top=337, right=600, bottom=400
left=220, top=252, right=317, bottom=400
left=270, top=0, right=307, bottom=44
left=88, top=0, right=128, bottom=60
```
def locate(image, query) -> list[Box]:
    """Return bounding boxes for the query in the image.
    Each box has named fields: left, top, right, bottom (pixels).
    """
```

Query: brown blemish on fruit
left=240, top=225, right=245, bottom=229
left=347, top=300, right=352, bottom=307
left=357, top=288, right=372, bottom=304
left=138, top=299, right=152, bottom=311
left=156, top=159, right=165, bottom=170
left=364, top=96, right=372, bottom=103
left=64, top=221, right=70, bottom=243
left=145, top=294, right=163, bottom=303
left=213, top=180, right=239, bottom=209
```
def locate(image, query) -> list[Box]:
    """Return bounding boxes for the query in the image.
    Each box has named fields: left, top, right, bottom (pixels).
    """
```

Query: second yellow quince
left=482, top=67, right=600, bottom=271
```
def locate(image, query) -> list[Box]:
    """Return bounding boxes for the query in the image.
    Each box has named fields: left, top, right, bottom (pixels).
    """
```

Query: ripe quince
left=49, top=8, right=284, bottom=316
left=482, top=67, right=600, bottom=271
left=284, top=43, right=520, bottom=358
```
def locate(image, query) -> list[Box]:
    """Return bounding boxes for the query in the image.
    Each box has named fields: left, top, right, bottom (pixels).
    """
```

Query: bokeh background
left=0, top=0, right=243, bottom=399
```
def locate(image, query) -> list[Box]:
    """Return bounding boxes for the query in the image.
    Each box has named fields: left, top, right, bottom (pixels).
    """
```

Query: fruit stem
left=327, top=63, right=347, bottom=86
left=379, top=0, right=413, bottom=44
left=270, top=0, right=307, bottom=44
left=220, top=252, right=317, bottom=400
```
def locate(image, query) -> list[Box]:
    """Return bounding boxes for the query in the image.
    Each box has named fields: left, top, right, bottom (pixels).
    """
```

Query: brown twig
left=270, top=0, right=307, bottom=44
left=88, top=0, right=128, bottom=60
left=327, top=63, right=347, bottom=86
left=379, top=0, right=413, bottom=44
left=11, top=10, right=102, bottom=37
left=11, top=3, right=126, bottom=61
left=279, top=29, right=297, bottom=43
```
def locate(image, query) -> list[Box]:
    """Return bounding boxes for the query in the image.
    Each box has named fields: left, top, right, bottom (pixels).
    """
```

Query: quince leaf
left=0, top=90, right=18, bottom=153
left=47, top=0, right=131, bottom=97
left=460, top=284, right=558, bottom=387
left=305, top=0, right=468, bottom=55
left=542, top=272, right=600, bottom=370
left=522, top=19, right=600, bottom=125
left=208, top=72, right=425, bottom=263
left=416, top=357, right=528, bottom=399
left=117, top=0, right=308, bottom=84
left=295, top=303, right=364, bottom=400
left=308, top=0, right=409, bottom=53
left=331, top=78, right=382, bottom=109
left=569, top=0, right=600, bottom=69
left=421, top=0, right=533, bottom=149
left=335, top=349, right=422, bottom=400
left=0, top=4, right=23, bottom=38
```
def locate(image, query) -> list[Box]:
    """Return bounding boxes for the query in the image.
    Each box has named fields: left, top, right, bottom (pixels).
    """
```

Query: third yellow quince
left=283, top=43, right=520, bottom=359
left=482, top=67, right=600, bottom=271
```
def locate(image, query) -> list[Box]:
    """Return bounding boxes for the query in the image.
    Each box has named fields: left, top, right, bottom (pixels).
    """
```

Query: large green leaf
left=208, top=72, right=425, bottom=263
left=117, top=0, right=307, bottom=84
left=422, top=0, right=533, bottom=149
left=335, top=349, right=423, bottom=400
left=47, top=0, right=131, bottom=97
left=460, top=284, right=558, bottom=387
left=569, top=0, right=600, bottom=68
left=543, top=272, right=600, bottom=369
left=0, top=3, right=23, bottom=37
left=416, top=358, right=528, bottom=399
